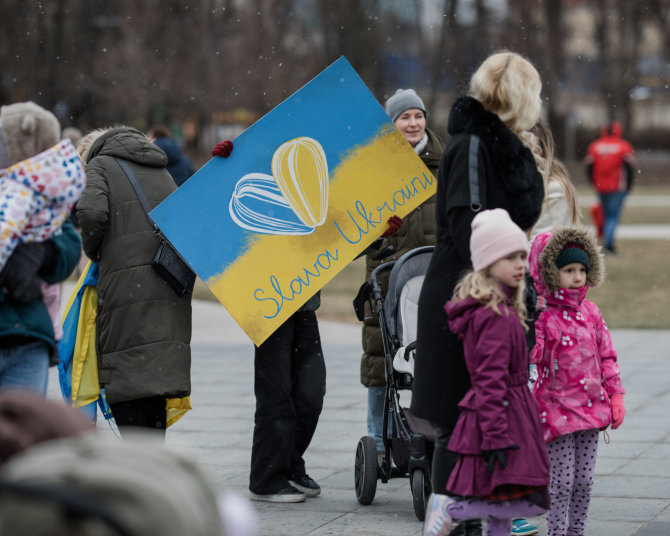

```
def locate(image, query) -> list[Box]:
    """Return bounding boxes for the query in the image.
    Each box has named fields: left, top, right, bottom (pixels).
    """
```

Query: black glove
left=37, top=240, right=59, bottom=274
left=481, top=445, right=519, bottom=473
left=524, top=271, right=540, bottom=321
left=0, top=242, right=58, bottom=303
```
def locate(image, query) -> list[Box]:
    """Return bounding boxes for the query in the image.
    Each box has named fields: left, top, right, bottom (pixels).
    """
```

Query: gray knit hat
left=0, top=102, right=60, bottom=168
left=384, top=89, right=426, bottom=122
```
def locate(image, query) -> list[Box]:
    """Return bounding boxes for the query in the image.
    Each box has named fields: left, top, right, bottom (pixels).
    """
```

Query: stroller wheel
left=410, top=468, right=431, bottom=521
left=354, top=436, right=378, bottom=505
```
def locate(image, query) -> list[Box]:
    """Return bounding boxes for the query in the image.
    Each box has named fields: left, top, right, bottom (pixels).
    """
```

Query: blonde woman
left=412, top=51, right=545, bottom=536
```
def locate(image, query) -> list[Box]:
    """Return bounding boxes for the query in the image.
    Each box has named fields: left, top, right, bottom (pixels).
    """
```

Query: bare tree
left=317, top=0, right=384, bottom=96
left=542, top=0, right=565, bottom=129
left=593, top=0, right=643, bottom=132
left=649, top=0, right=670, bottom=61
left=424, top=0, right=463, bottom=112
left=1, top=0, right=668, bottom=155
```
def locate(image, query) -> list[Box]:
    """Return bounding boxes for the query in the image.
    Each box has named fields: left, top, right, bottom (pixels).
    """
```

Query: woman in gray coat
left=76, top=126, right=191, bottom=435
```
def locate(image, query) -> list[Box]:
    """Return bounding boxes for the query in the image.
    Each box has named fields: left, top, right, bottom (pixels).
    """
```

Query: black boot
left=464, top=519, right=482, bottom=536
left=443, top=518, right=482, bottom=536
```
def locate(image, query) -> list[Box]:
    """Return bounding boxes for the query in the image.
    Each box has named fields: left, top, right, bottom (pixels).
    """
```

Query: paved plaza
left=48, top=295, right=670, bottom=535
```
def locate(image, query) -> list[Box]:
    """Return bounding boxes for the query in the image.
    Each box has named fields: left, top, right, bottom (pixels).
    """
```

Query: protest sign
left=150, top=57, right=436, bottom=345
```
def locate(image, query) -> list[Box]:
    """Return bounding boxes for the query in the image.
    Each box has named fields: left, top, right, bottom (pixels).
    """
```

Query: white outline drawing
left=229, top=173, right=315, bottom=235
left=229, top=137, right=329, bottom=236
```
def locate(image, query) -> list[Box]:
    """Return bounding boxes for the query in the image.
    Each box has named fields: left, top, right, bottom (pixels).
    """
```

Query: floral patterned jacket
left=529, top=227, right=625, bottom=444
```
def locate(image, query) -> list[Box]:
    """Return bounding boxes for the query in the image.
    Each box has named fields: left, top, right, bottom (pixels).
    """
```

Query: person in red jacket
left=584, top=121, right=635, bottom=253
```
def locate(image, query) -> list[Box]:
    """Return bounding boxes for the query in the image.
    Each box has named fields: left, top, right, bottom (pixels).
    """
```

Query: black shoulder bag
left=115, top=158, right=196, bottom=296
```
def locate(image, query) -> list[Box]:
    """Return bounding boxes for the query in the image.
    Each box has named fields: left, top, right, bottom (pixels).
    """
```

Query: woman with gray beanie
left=359, top=88, right=445, bottom=462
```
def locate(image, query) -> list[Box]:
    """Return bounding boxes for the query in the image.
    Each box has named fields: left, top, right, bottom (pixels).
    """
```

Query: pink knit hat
left=470, top=208, right=528, bottom=271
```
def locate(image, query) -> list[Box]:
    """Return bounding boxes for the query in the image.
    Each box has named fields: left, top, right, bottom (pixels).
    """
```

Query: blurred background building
left=2, top=0, right=668, bottom=179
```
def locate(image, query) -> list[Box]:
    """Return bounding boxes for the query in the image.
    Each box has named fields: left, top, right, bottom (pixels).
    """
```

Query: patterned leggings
left=546, top=429, right=599, bottom=536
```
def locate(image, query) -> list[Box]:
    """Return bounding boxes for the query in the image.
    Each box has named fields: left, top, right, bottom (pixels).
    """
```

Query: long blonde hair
left=530, top=121, right=579, bottom=225
left=453, top=269, right=528, bottom=331
left=469, top=50, right=542, bottom=150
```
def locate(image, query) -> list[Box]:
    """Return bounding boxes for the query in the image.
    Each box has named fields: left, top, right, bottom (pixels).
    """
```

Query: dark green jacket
left=76, top=127, right=192, bottom=404
left=360, top=127, right=445, bottom=387
left=0, top=220, right=81, bottom=363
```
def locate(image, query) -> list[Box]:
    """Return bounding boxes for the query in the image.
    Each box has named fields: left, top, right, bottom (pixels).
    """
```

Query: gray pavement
left=48, top=293, right=670, bottom=536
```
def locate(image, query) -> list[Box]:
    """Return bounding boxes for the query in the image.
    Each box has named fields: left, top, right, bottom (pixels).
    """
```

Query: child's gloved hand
left=481, top=445, right=519, bottom=473
left=610, top=393, right=625, bottom=429
left=212, top=140, right=233, bottom=158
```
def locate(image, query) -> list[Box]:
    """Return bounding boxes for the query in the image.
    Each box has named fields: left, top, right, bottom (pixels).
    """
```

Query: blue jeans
left=367, top=385, right=393, bottom=452
left=0, top=340, right=50, bottom=395
left=598, top=191, right=627, bottom=251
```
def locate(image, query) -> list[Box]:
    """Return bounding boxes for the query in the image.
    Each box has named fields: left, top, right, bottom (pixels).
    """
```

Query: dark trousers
left=110, top=395, right=167, bottom=438
left=249, top=311, right=326, bottom=494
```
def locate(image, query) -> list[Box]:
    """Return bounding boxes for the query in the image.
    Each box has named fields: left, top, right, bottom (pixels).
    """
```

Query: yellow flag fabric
left=166, top=397, right=192, bottom=427
left=71, top=283, right=99, bottom=408
left=62, top=261, right=191, bottom=426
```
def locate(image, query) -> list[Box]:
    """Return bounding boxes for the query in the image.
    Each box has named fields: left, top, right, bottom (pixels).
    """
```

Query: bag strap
left=114, top=158, right=158, bottom=231
left=467, top=135, right=482, bottom=212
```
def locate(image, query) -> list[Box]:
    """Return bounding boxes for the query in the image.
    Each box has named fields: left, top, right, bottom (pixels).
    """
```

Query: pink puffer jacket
left=529, top=228, right=625, bottom=444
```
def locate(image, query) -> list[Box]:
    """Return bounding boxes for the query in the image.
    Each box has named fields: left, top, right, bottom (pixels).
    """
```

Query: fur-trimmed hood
left=87, top=127, right=167, bottom=168
left=447, top=96, right=544, bottom=231
left=529, top=226, right=604, bottom=296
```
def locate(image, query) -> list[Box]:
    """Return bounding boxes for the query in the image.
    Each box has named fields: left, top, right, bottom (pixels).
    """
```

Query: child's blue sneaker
left=511, top=518, right=538, bottom=536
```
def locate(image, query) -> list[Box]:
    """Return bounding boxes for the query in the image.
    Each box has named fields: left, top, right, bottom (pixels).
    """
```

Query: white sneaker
left=423, top=493, right=457, bottom=536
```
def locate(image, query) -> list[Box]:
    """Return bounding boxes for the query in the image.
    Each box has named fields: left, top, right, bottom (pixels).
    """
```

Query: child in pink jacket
left=529, top=226, right=625, bottom=536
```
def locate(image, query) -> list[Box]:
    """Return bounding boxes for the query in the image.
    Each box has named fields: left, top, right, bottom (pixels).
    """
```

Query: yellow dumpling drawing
left=271, top=137, right=329, bottom=228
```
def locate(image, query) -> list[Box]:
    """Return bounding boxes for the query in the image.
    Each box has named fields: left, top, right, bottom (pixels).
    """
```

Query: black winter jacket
left=410, top=97, right=543, bottom=425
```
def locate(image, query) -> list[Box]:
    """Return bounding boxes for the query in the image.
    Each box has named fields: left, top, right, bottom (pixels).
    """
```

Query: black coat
left=410, top=96, right=544, bottom=426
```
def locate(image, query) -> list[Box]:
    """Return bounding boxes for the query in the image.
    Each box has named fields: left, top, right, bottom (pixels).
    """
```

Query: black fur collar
left=447, top=96, right=544, bottom=230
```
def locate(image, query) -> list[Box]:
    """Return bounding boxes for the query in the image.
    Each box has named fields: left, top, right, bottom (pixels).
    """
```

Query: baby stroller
left=353, top=245, right=435, bottom=521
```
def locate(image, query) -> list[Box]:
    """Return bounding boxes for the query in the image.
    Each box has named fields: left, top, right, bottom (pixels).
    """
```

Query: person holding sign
left=412, top=51, right=545, bottom=536
left=211, top=140, right=327, bottom=504
left=359, top=88, right=445, bottom=459
left=249, top=294, right=326, bottom=503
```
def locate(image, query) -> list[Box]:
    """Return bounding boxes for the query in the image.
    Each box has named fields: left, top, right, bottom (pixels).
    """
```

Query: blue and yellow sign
left=150, top=57, right=436, bottom=345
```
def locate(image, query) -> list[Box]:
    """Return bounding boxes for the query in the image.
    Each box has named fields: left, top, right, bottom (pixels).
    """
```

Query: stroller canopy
left=382, top=246, right=434, bottom=349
